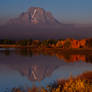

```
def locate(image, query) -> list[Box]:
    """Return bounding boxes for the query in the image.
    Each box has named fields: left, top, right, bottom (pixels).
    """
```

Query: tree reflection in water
left=7, top=48, right=92, bottom=63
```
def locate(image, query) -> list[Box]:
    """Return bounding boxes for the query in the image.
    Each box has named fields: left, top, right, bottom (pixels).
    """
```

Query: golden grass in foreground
left=62, top=78, right=92, bottom=92
left=12, top=78, right=92, bottom=92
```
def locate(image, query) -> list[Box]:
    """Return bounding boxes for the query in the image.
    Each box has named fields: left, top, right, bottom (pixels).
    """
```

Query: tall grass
left=11, top=78, right=92, bottom=92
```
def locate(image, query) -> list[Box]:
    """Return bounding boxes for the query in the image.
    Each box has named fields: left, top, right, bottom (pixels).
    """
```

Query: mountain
left=8, top=7, right=61, bottom=25
left=0, top=7, right=92, bottom=40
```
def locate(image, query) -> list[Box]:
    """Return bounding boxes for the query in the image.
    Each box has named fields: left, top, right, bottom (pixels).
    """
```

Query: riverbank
left=0, top=44, right=92, bottom=54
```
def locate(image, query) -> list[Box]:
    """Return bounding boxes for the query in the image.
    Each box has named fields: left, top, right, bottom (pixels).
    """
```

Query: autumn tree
left=64, top=39, right=72, bottom=48
left=56, top=41, right=63, bottom=48
left=41, top=40, right=49, bottom=48
left=87, top=39, right=92, bottom=48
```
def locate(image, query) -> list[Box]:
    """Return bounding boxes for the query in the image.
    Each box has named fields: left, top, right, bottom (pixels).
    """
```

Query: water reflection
left=0, top=48, right=92, bottom=91
left=1, top=48, right=91, bottom=63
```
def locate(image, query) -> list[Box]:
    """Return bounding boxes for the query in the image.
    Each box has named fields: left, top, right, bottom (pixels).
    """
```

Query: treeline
left=0, top=39, right=16, bottom=45
left=0, top=38, right=92, bottom=48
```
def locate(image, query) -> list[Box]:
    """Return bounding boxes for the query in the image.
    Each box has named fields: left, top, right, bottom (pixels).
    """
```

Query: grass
left=11, top=72, right=92, bottom=92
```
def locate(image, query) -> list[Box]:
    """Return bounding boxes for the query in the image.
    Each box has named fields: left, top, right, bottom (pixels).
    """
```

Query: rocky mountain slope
left=9, top=7, right=61, bottom=25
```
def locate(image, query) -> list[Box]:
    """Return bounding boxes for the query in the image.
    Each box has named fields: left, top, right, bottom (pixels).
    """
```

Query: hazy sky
left=0, top=0, right=92, bottom=24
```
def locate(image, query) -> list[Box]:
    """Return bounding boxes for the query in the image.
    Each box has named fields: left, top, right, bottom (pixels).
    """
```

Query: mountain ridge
left=8, top=7, right=61, bottom=25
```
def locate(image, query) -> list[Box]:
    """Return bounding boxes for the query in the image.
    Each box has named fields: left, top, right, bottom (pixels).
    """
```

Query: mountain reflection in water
left=0, top=48, right=92, bottom=91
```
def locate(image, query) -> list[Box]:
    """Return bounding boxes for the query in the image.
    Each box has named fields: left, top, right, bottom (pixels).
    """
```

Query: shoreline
left=0, top=44, right=92, bottom=54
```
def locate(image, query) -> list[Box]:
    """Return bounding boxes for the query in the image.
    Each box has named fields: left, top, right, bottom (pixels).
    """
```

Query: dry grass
left=12, top=78, right=92, bottom=92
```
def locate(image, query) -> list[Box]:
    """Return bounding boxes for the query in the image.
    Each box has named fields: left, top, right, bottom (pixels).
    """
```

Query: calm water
left=0, top=48, right=92, bottom=92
